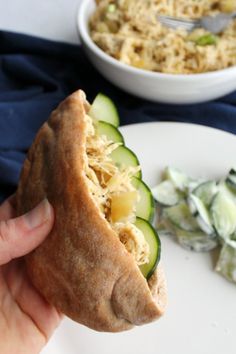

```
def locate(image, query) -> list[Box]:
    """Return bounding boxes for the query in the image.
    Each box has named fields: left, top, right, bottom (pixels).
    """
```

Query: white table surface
left=0, top=0, right=81, bottom=43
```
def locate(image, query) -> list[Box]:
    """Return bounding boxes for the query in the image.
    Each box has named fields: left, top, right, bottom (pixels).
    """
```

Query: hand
left=0, top=197, right=62, bottom=354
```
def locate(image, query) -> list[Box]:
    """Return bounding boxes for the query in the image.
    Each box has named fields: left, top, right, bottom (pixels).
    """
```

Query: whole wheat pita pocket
left=16, top=90, right=167, bottom=332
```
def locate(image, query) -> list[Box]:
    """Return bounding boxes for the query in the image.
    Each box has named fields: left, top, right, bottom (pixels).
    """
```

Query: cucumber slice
left=187, top=179, right=204, bottom=193
left=210, top=191, right=236, bottom=241
left=164, top=202, right=199, bottom=232
left=174, top=227, right=218, bottom=252
left=96, top=121, right=124, bottom=143
left=188, top=194, right=214, bottom=235
left=215, top=241, right=236, bottom=283
left=218, top=181, right=236, bottom=206
left=110, top=145, right=142, bottom=179
left=89, top=93, right=120, bottom=127
left=231, top=232, right=236, bottom=241
left=165, top=166, right=189, bottom=192
left=152, top=180, right=183, bottom=207
left=135, top=217, right=161, bottom=279
left=192, top=180, right=218, bottom=207
left=132, top=177, right=155, bottom=222
left=218, top=180, right=236, bottom=203
left=226, top=168, right=236, bottom=191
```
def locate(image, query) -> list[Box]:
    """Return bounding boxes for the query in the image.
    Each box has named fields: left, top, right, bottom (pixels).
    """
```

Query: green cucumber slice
left=96, top=121, right=124, bottom=143
left=231, top=232, right=236, bottom=242
left=164, top=202, right=199, bottom=232
left=215, top=240, right=236, bottom=283
left=210, top=191, right=236, bottom=241
left=165, top=166, right=189, bottom=192
left=192, top=180, right=218, bottom=207
left=110, top=145, right=142, bottom=179
left=187, top=180, right=204, bottom=193
left=132, top=177, right=155, bottom=222
left=152, top=180, right=183, bottom=206
left=135, top=217, right=161, bottom=279
left=174, top=227, right=218, bottom=252
left=226, top=168, right=236, bottom=191
left=217, top=181, right=236, bottom=204
left=89, top=93, right=120, bottom=127
left=188, top=194, right=214, bottom=235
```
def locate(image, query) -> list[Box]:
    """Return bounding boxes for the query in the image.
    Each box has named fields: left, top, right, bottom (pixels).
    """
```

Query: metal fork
left=157, top=12, right=236, bottom=34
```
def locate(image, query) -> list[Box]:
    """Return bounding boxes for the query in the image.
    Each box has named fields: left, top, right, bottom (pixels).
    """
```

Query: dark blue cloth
left=0, top=30, right=236, bottom=202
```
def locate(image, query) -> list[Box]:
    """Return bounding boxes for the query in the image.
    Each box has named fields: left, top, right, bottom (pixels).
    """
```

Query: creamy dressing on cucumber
left=216, top=240, right=236, bottom=283
left=153, top=166, right=236, bottom=284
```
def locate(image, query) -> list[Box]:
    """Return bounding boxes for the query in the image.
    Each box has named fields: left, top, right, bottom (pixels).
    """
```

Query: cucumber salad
left=88, top=93, right=160, bottom=280
left=152, top=167, right=236, bottom=284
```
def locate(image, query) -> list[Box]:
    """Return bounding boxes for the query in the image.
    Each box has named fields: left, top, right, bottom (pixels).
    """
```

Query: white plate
left=42, top=122, right=236, bottom=354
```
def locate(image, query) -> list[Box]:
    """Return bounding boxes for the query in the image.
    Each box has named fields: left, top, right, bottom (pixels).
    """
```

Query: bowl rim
left=77, top=0, right=236, bottom=81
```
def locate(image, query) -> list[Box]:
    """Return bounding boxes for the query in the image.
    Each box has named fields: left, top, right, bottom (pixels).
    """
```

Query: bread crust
left=16, top=90, right=167, bottom=332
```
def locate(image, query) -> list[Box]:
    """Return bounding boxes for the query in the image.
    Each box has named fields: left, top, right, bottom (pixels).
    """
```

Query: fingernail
left=24, top=199, right=53, bottom=229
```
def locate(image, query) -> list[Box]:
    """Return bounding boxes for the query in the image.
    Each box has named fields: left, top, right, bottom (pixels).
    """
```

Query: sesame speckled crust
left=16, top=90, right=167, bottom=332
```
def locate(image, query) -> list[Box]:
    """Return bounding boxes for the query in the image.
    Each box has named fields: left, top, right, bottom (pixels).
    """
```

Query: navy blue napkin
left=0, top=30, right=236, bottom=202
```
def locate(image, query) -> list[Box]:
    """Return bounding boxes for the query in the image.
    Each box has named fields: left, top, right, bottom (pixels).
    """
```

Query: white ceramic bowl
left=77, top=0, right=236, bottom=104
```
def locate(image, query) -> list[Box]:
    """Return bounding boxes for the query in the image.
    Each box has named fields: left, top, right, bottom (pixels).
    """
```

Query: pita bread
left=16, top=90, right=167, bottom=332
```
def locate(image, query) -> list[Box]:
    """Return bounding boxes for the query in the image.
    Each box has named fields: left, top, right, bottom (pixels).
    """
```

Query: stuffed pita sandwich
left=16, top=90, right=167, bottom=332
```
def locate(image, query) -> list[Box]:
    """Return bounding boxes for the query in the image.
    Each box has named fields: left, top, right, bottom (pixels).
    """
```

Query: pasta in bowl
left=77, top=0, right=236, bottom=104
left=89, top=0, right=236, bottom=75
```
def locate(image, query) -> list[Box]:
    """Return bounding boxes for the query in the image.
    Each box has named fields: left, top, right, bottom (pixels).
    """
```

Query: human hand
left=0, top=197, right=62, bottom=354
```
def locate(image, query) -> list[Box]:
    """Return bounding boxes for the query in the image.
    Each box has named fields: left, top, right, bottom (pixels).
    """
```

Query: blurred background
left=0, top=0, right=80, bottom=43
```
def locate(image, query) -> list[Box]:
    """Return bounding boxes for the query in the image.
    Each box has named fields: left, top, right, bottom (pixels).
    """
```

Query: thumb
left=0, top=199, right=54, bottom=265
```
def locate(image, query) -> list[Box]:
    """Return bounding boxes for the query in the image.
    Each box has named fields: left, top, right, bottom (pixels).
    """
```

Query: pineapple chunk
left=111, top=191, right=138, bottom=222
left=132, top=59, right=145, bottom=69
left=220, top=0, right=236, bottom=13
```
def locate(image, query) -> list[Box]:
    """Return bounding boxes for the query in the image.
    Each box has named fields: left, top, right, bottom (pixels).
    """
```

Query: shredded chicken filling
left=84, top=113, right=150, bottom=266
